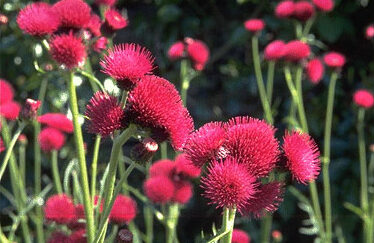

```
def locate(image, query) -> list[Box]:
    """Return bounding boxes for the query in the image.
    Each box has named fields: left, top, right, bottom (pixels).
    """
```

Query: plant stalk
left=51, top=150, right=63, bottom=194
left=220, top=207, right=236, bottom=243
left=165, top=203, right=180, bottom=243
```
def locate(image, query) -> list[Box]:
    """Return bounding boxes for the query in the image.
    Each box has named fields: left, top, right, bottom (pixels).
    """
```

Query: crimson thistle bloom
left=232, top=229, right=251, bottom=243
left=185, top=38, right=210, bottom=71
left=293, top=1, right=315, bottom=22
left=275, top=0, right=295, bottom=19
left=0, top=79, right=14, bottom=105
left=110, top=194, right=137, bottom=224
left=201, top=157, right=257, bottom=213
left=283, top=131, right=321, bottom=184
left=38, top=127, right=66, bottom=152
left=85, top=91, right=124, bottom=137
left=144, top=176, right=175, bottom=204
left=0, top=101, right=21, bottom=120
left=101, top=43, right=155, bottom=90
left=312, top=0, right=334, bottom=12
left=353, top=89, right=374, bottom=109
left=306, top=58, right=324, bottom=84
left=264, top=40, right=286, bottom=61
left=104, top=9, right=128, bottom=32
left=17, top=3, right=59, bottom=36
left=86, top=14, right=102, bottom=37
left=168, top=41, right=185, bottom=61
left=283, top=40, right=310, bottom=62
left=44, top=194, right=76, bottom=224
left=323, top=52, right=346, bottom=68
left=53, top=0, right=91, bottom=29
left=38, top=113, right=73, bottom=133
left=244, top=19, right=265, bottom=33
left=49, top=32, right=87, bottom=69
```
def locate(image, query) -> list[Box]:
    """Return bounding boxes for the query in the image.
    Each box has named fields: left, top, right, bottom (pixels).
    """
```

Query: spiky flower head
left=86, top=14, right=102, bottom=37
left=49, top=32, right=86, bottom=69
left=174, top=153, right=201, bottom=179
left=201, top=157, right=257, bottom=213
left=312, top=0, right=334, bottom=12
left=110, top=194, right=137, bottom=224
left=244, top=19, right=265, bottom=33
left=85, top=91, right=124, bottom=137
left=168, top=41, right=185, bottom=60
left=283, top=131, right=321, bottom=184
left=353, top=89, right=374, bottom=108
left=38, top=127, right=66, bottom=152
left=184, top=122, right=227, bottom=168
left=38, top=113, right=73, bottom=133
left=53, top=0, right=91, bottom=29
left=275, top=1, right=295, bottom=18
left=101, top=43, right=155, bottom=90
left=323, top=52, right=346, bottom=68
left=306, top=58, right=324, bottom=84
left=283, top=40, right=310, bottom=62
left=232, top=229, right=251, bottom=243
left=243, top=182, right=284, bottom=218
left=44, top=194, right=76, bottom=224
left=225, top=116, right=279, bottom=177
left=17, top=3, right=59, bottom=36
left=185, top=38, right=210, bottom=71
left=293, top=1, right=315, bottom=21
left=125, top=75, right=193, bottom=150
left=264, top=40, right=286, bottom=61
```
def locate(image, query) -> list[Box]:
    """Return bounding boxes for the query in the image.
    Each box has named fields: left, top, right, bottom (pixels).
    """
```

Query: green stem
left=68, top=71, right=95, bottom=243
left=180, top=59, right=189, bottom=106
left=91, top=135, right=101, bottom=201
left=251, top=36, right=273, bottom=124
left=96, top=125, right=136, bottom=243
left=266, top=61, right=275, bottom=105
left=295, top=66, right=309, bottom=133
left=166, top=203, right=180, bottom=243
left=0, top=122, right=25, bottom=182
left=19, top=144, right=26, bottom=184
left=220, top=207, right=236, bottom=243
left=260, top=214, right=272, bottom=243
left=322, top=72, right=338, bottom=243
left=144, top=206, right=154, bottom=243
left=51, top=150, right=63, bottom=194
left=161, top=142, right=168, bottom=159
left=84, top=58, right=100, bottom=92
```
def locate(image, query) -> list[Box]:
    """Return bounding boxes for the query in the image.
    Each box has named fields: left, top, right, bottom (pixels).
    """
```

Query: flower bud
left=20, top=98, right=41, bottom=120
left=272, top=230, right=283, bottom=242
left=117, top=229, right=133, bottom=243
left=130, top=138, right=158, bottom=163
left=18, top=134, right=28, bottom=145
left=0, top=14, right=8, bottom=25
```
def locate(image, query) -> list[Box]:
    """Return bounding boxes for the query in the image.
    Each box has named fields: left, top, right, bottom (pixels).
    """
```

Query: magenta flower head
left=144, top=176, right=175, bottom=204
left=225, top=116, right=279, bottom=177
left=17, top=3, right=59, bottom=36
left=125, top=75, right=194, bottom=151
left=264, top=40, right=286, bottom=61
left=69, top=229, right=86, bottom=243
left=86, top=14, right=102, bottom=37
left=201, top=157, right=257, bottom=213
left=366, top=25, right=374, bottom=39
left=93, top=37, right=108, bottom=53
left=174, top=153, right=201, bottom=178
left=244, top=19, right=265, bottom=33
left=283, top=40, right=310, bottom=62
left=101, top=43, right=155, bottom=90
left=353, top=89, right=374, bottom=109
left=168, top=41, right=185, bottom=61
left=323, top=52, right=346, bottom=69
left=232, top=229, right=251, bottom=243
left=172, top=182, right=193, bottom=204
left=49, top=32, right=86, bottom=69
left=275, top=1, right=295, bottom=19
left=0, top=79, right=14, bottom=105
left=312, top=0, right=334, bottom=12
left=185, top=38, right=210, bottom=71
left=306, top=58, right=324, bottom=84
left=38, top=113, right=73, bottom=133
left=53, top=0, right=91, bottom=29
left=110, top=194, right=137, bottom=224
left=44, top=194, right=76, bottom=224
left=283, top=131, right=321, bottom=184
left=95, top=0, right=116, bottom=6
left=184, top=122, right=227, bottom=168
left=104, top=9, right=128, bottom=33
left=243, top=182, right=284, bottom=218
left=38, top=127, right=66, bottom=152
left=0, top=101, right=21, bottom=120
left=293, top=1, right=315, bottom=21
left=47, top=232, right=70, bottom=243
left=85, top=91, right=124, bottom=137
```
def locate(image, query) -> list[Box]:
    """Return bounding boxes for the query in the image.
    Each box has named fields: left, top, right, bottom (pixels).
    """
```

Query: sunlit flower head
left=323, top=52, right=346, bottom=68
left=53, top=0, right=91, bottom=29
left=185, top=38, right=210, bottom=71
left=38, top=127, right=66, bottom=152
left=44, top=194, right=76, bottom=224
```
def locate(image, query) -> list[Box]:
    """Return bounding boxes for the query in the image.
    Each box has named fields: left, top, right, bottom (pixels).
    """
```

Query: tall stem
left=91, top=135, right=101, bottom=201
left=165, top=203, right=180, bottom=243
left=51, top=150, right=63, bottom=194
left=266, top=61, right=275, bottom=105
left=68, top=71, right=95, bottom=243
left=160, top=142, right=168, bottom=159
left=19, top=143, right=26, bottom=184
left=260, top=215, right=272, bottom=243
left=251, top=36, right=273, bottom=124
left=180, top=59, right=189, bottom=106
left=295, top=66, right=308, bottom=133
left=322, top=72, right=338, bottom=243
left=220, top=207, right=237, bottom=243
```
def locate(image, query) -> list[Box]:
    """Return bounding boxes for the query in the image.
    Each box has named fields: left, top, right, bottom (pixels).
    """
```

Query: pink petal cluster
left=232, top=229, right=251, bottom=243
left=104, top=9, right=128, bottom=32
left=353, top=89, right=374, bottom=108
left=167, top=41, right=185, bottom=60
left=283, top=40, right=310, bottom=62
left=366, top=25, right=374, bottom=39
left=109, top=194, right=137, bottom=224
left=275, top=1, right=295, bottom=18
left=323, top=52, right=346, bottom=68
left=38, top=113, right=74, bottom=133
left=244, top=19, right=265, bottom=33
left=0, top=79, right=20, bottom=120
left=264, top=40, right=286, bottom=61
left=44, top=194, right=76, bottom=224
left=306, top=58, right=325, bottom=84
left=52, top=0, right=91, bottom=29
left=312, top=0, right=334, bottom=12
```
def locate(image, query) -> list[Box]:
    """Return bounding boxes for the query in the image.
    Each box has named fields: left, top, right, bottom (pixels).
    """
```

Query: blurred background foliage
left=2, top=0, right=374, bottom=242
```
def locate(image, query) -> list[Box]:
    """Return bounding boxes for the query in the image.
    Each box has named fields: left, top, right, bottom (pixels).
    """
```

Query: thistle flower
left=306, top=58, right=324, bottom=84
left=353, top=89, right=374, bottom=108
left=275, top=1, right=295, bottom=19
left=201, top=157, right=257, bottom=213
left=244, top=19, right=265, bottom=33
left=17, top=3, right=59, bottom=36
left=312, top=0, right=334, bottom=12
left=69, top=229, right=86, bottom=243
left=38, top=113, right=73, bottom=133
left=323, top=52, right=346, bottom=68
left=104, top=9, right=128, bottom=32
left=293, top=1, right=315, bottom=21
left=225, top=116, right=279, bottom=177
left=172, top=182, right=193, bottom=204
left=85, top=91, right=124, bottom=137
left=47, top=232, right=70, bottom=243
left=101, top=43, right=155, bottom=90
left=53, top=0, right=91, bottom=29
left=49, top=32, right=86, bottom=69
left=144, top=176, right=175, bottom=204
left=283, top=40, right=310, bottom=62
left=0, top=101, right=21, bottom=120
left=243, top=182, right=284, bottom=218
left=125, top=75, right=193, bottom=150
left=184, top=122, right=227, bottom=168
left=95, top=0, right=117, bottom=6
left=168, top=41, right=185, bottom=60
left=0, top=79, right=14, bottom=105
left=93, top=37, right=108, bottom=53
left=232, top=229, right=251, bottom=243
left=44, top=194, right=76, bottom=224
left=264, top=40, right=286, bottom=61
left=149, top=159, right=175, bottom=178
left=86, top=14, right=102, bottom=37
left=283, top=131, right=321, bottom=184
left=366, top=25, right=374, bottom=39
left=38, top=127, right=66, bottom=152
left=110, top=195, right=137, bottom=224
left=185, top=38, right=210, bottom=71
left=174, top=153, right=201, bottom=178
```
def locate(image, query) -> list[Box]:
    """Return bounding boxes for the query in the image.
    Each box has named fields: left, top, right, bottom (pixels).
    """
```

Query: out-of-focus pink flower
left=0, top=79, right=14, bottom=105
left=53, top=0, right=91, bottom=29
left=95, top=0, right=117, bottom=6
left=353, top=89, right=374, bottom=108
left=110, top=194, right=137, bottom=224
left=38, top=127, right=66, bottom=152
left=185, top=38, right=210, bottom=71
left=306, top=58, right=324, bottom=84
left=283, top=40, right=310, bottom=62
left=86, top=14, right=102, bottom=37
left=144, top=176, right=175, bottom=204
left=323, top=52, right=346, bottom=68
left=0, top=101, right=21, bottom=120
left=293, top=1, right=315, bottom=21
left=264, top=40, right=286, bottom=61
left=244, top=19, right=265, bottom=33
left=104, top=9, right=128, bottom=32
left=0, top=14, right=8, bottom=25
left=366, top=25, right=374, bottom=39
left=168, top=41, right=185, bottom=61
left=232, top=229, right=251, bottom=243
left=275, top=1, right=295, bottom=19
left=38, top=113, right=73, bottom=133
left=93, top=37, right=108, bottom=53
left=272, top=230, right=283, bottom=242
left=44, top=194, right=76, bottom=224
left=312, top=0, right=334, bottom=12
